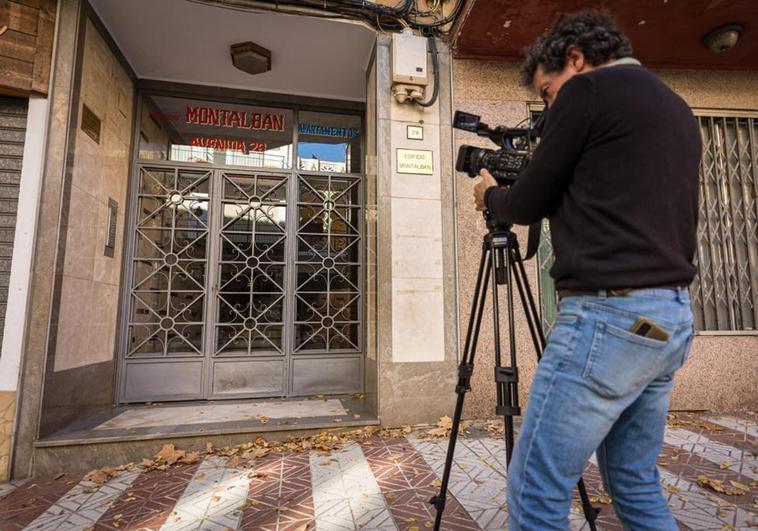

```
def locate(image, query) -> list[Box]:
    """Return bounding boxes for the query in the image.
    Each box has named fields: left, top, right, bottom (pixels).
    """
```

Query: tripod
left=429, top=213, right=600, bottom=530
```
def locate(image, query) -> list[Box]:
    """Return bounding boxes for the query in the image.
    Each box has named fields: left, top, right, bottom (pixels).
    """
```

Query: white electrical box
left=391, top=29, right=428, bottom=85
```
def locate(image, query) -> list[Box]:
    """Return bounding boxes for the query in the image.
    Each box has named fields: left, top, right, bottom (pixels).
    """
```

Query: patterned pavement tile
left=0, top=474, right=83, bottom=529
left=93, top=463, right=199, bottom=530
left=0, top=413, right=757, bottom=530
left=310, top=441, right=393, bottom=530
left=663, top=428, right=758, bottom=481
left=658, top=444, right=756, bottom=514
left=361, top=436, right=479, bottom=531
left=0, top=481, right=26, bottom=501
left=657, top=465, right=756, bottom=530
left=703, top=415, right=758, bottom=439
left=160, top=457, right=250, bottom=530
left=409, top=436, right=507, bottom=530
left=240, top=452, right=314, bottom=530
left=23, top=470, right=138, bottom=530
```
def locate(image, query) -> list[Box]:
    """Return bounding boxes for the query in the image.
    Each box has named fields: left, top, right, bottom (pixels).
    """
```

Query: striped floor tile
left=663, top=427, right=758, bottom=481
left=361, top=436, right=479, bottom=531
left=310, top=441, right=394, bottom=530
left=22, top=470, right=138, bottom=530
left=0, top=413, right=756, bottom=530
left=160, top=457, right=250, bottom=530
left=239, top=452, right=314, bottom=530
left=93, top=462, right=200, bottom=530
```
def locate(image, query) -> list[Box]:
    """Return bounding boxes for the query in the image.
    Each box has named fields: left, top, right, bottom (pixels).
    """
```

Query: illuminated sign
left=185, top=106, right=286, bottom=132
left=298, top=124, right=359, bottom=139
left=397, top=149, right=434, bottom=175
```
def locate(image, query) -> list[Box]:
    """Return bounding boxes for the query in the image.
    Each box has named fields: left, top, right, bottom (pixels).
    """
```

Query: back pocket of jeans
left=583, top=321, right=667, bottom=398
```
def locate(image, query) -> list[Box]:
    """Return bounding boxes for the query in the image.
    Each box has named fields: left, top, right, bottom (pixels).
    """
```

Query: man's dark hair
left=521, top=10, right=633, bottom=86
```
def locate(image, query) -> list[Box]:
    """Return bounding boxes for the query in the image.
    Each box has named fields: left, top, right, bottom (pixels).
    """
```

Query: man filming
left=472, top=11, right=701, bottom=530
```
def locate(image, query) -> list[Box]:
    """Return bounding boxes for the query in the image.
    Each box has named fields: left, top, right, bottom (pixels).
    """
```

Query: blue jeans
left=507, top=288, right=694, bottom=530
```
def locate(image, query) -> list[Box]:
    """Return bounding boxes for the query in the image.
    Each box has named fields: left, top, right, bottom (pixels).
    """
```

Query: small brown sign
left=81, top=104, right=101, bottom=144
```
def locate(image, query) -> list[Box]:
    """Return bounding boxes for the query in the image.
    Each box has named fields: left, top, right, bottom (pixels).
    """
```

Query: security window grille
left=692, top=114, right=758, bottom=332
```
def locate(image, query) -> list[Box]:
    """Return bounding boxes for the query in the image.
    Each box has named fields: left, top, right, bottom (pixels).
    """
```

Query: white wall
left=0, top=96, right=49, bottom=392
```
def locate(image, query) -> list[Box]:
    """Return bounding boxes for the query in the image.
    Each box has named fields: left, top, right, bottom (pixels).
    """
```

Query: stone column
left=373, top=35, right=459, bottom=427
left=12, top=0, right=83, bottom=479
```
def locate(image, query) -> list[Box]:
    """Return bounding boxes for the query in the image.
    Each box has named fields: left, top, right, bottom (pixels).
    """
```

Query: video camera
left=453, top=111, right=544, bottom=185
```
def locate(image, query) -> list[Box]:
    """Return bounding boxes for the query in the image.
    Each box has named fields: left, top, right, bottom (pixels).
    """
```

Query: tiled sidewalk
left=1, top=412, right=756, bottom=530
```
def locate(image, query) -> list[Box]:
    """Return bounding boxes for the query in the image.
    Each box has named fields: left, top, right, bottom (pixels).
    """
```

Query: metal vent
left=104, top=198, right=118, bottom=257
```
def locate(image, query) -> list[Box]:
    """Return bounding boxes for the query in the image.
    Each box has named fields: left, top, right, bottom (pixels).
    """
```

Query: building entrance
left=119, top=94, right=364, bottom=403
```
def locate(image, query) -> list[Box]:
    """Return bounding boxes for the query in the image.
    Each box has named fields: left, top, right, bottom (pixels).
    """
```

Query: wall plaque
left=81, top=104, right=101, bottom=144
left=396, top=148, right=433, bottom=175
left=407, top=125, right=424, bottom=140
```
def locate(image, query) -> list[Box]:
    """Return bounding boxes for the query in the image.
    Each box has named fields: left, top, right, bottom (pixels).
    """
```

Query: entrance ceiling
left=90, top=0, right=376, bottom=101
left=452, top=0, right=758, bottom=69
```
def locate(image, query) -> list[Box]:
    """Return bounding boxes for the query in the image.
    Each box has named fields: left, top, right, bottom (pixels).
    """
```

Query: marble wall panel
left=52, top=17, right=134, bottom=376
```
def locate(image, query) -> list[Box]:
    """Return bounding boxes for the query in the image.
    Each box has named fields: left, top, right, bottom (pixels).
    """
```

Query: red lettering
left=271, top=114, right=284, bottom=132
left=186, top=106, right=200, bottom=124
left=251, top=113, right=262, bottom=130
left=230, top=111, right=242, bottom=128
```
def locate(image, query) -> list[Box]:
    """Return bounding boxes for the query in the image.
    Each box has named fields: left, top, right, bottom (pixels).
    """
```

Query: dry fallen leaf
left=155, top=444, right=185, bottom=466
left=83, top=466, right=118, bottom=485
left=424, top=416, right=454, bottom=438
left=729, top=480, right=749, bottom=492
left=666, top=413, right=725, bottom=431
left=484, top=420, right=505, bottom=434
left=663, top=482, right=681, bottom=494
left=430, top=479, right=442, bottom=488
left=697, top=475, right=746, bottom=496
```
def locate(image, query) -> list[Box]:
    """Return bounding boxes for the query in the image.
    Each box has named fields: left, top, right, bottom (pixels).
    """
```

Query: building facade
left=0, top=0, right=756, bottom=480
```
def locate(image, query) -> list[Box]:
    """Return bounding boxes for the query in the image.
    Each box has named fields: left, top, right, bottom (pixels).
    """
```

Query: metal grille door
left=209, top=171, right=289, bottom=398
left=120, top=164, right=363, bottom=402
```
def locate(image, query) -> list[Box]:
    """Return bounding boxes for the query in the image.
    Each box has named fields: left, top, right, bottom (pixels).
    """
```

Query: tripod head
left=483, top=210, right=512, bottom=235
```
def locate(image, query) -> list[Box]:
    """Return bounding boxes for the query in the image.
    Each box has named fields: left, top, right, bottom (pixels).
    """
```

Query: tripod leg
left=509, top=249, right=545, bottom=359
left=512, top=245, right=548, bottom=351
left=509, top=248, right=601, bottom=531
left=490, top=245, right=519, bottom=463
left=430, top=245, right=492, bottom=530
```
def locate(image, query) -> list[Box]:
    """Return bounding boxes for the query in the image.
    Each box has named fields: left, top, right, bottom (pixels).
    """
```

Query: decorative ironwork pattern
left=536, top=219, right=558, bottom=334
left=215, top=173, right=288, bottom=355
left=128, top=168, right=210, bottom=357
left=692, top=115, right=758, bottom=331
left=294, top=173, right=361, bottom=352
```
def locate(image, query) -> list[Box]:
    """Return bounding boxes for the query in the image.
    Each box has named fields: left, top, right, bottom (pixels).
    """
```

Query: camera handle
left=429, top=212, right=600, bottom=530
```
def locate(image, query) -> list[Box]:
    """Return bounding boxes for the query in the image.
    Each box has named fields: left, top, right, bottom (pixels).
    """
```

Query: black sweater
left=486, top=65, right=702, bottom=290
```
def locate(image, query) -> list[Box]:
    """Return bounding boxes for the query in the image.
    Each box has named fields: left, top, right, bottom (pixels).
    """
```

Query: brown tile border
left=240, top=453, right=315, bottom=530
left=93, top=463, right=199, bottom=530
left=0, top=473, right=82, bottom=529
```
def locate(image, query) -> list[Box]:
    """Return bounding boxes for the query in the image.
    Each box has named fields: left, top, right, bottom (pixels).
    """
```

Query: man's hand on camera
left=474, top=169, right=501, bottom=211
